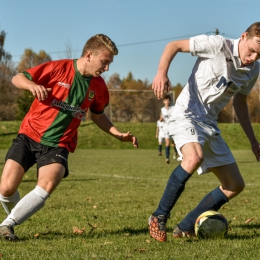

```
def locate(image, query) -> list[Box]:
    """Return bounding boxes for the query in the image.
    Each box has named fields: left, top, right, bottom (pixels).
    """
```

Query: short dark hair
left=246, top=22, right=260, bottom=38
left=163, top=95, right=171, bottom=101
left=81, top=34, right=118, bottom=57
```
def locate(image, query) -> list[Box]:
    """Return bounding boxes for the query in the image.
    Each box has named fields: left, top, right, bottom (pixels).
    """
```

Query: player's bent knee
left=183, top=155, right=204, bottom=170
left=0, top=185, right=18, bottom=197
left=236, top=181, right=245, bottom=194
left=224, top=181, right=245, bottom=199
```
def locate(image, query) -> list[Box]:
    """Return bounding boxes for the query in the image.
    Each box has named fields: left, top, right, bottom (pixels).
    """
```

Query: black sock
left=153, top=165, right=192, bottom=216
left=165, top=146, right=170, bottom=159
left=179, top=187, right=228, bottom=231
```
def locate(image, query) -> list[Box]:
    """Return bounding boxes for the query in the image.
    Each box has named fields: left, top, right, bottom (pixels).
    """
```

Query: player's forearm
left=12, top=73, right=36, bottom=91
left=157, top=43, right=179, bottom=74
left=91, top=113, right=123, bottom=140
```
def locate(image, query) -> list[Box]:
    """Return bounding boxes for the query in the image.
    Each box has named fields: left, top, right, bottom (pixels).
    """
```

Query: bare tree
left=59, top=39, right=76, bottom=59
left=0, top=29, right=18, bottom=120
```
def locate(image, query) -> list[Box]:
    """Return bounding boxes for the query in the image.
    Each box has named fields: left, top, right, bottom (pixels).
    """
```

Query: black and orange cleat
left=148, top=215, right=168, bottom=242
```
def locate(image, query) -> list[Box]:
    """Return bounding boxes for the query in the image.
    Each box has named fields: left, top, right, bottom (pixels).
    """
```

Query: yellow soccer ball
left=194, top=210, right=228, bottom=239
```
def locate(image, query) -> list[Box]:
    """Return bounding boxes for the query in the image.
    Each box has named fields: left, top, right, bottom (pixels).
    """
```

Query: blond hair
left=246, top=22, right=260, bottom=38
left=81, top=34, right=118, bottom=56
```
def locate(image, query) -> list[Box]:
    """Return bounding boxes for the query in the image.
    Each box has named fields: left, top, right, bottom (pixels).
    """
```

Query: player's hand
left=152, top=73, right=171, bottom=99
left=251, top=141, right=260, bottom=161
left=29, top=85, right=52, bottom=101
left=120, top=131, right=138, bottom=148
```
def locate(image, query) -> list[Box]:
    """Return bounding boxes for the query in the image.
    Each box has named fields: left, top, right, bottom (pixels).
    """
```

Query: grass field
left=0, top=121, right=260, bottom=150
left=0, top=122, right=259, bottom=259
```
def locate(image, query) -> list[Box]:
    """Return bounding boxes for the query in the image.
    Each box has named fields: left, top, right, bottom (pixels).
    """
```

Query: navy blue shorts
left=5, top=134, right=69, bottom=178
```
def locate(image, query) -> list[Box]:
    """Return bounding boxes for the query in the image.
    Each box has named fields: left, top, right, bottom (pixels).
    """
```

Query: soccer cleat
left=166, top=159, right=170, bottom=164
left=0, top=225, right=18, bottom=241
left=158, top=152, right=162, bottom=156
left=148, top=215, right=168, bottom=242
left=173, top=224, right=196, bottom=238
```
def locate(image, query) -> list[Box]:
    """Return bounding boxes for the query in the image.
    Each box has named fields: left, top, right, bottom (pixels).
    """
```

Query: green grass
left=0, top=121, right=260, bottom=150
left=0, top=149, right=260, bottom=259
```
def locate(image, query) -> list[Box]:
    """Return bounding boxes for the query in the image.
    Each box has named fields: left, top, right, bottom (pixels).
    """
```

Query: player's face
left=163, top=98, right=171, bottom=106
left=239, top=33, right=260, bottom=67
left=88, top=49, right=114, bottom=77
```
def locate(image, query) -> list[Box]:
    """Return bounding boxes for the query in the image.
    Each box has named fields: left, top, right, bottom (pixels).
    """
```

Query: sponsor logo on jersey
left=224, top=81, right=239, bottom=95
left=51, top=99, right=86, bottom=120
left=88, top=90, right=95, bottom=100
left=57, top=82, right=71, bottom=89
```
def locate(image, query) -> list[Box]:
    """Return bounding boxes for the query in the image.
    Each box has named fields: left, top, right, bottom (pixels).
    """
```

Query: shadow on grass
left=226, top=233, right=260, bottom=239
left=15, top=226, right=260, bottom=242
left=15, top=227, right=150, bottom=242
left=226, top=223, right=260, bottom=239
left=16, top=231, right=64, bottom=242
left=0, top=132, right=17, bottom=136
left=230, top=223, right=260, bottom=230
left=112, top=227, right=151, bottom=235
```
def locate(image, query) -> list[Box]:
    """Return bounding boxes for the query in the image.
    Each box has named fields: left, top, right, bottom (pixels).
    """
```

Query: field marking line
left=71, top=172, right=260, bottom=186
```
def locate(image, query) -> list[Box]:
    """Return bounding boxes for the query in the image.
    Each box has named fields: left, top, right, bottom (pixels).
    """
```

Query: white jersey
left=171, top=35, right=260, bottom=126
left=157, top=120, right=165, bottom=141
left=157, top=120, right=165, bottom=133
left=161, top=106, right=175, bottom=133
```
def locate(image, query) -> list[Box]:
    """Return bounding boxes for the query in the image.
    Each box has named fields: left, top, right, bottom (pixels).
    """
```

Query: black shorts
left=5, top=134, right=69, bottom=178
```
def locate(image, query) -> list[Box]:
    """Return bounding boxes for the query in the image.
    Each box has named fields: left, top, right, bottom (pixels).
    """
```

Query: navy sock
left=153, top=165, right=192, bottom=216
left=158, top=145, right=162, bottom=153
left=165, top=146, right=170, bottom=159
left=179, top=187, right=228, bottom=231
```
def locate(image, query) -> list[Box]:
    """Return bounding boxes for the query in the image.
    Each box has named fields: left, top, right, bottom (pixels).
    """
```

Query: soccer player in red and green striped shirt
left=0, top=34, right=138, bottom=241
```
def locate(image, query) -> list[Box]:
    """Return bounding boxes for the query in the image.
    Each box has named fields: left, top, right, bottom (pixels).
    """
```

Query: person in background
left=171, top=140, right=178, bottom=160
left=160, top=95, right=175, bottom=163
left=156, top=115, right=165, bottom=156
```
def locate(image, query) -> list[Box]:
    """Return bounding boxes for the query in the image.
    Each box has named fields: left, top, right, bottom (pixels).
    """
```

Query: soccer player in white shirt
left=148, top=22, right=260, bottom=242
left=161, top=95, right=175, bottom=163
left=156, top=115, right=165, bottom=156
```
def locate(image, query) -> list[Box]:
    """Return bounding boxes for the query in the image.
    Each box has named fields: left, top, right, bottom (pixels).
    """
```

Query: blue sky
left=1, top=0, right=259, bottom=86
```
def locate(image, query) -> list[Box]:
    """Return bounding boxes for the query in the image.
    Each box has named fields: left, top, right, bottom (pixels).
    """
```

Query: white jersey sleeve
left=190, top=35, right=224, bottom=59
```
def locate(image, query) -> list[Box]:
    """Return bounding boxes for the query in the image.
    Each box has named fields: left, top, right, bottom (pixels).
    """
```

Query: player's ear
left=241, top=32, right=249, bottom=41
left=85, top=51, right=92, bottom=62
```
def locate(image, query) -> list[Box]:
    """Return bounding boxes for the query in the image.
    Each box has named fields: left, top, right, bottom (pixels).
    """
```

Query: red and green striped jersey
left=19, top=59, right=109, bottom=152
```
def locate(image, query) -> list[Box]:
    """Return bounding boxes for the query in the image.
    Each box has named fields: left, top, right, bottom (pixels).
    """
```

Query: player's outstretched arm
left=233, top=93, right=260, bottom=161
left=12, top=73, right=52, bottom=101
left=91, top=112, right=138, bottom=148
left=152, top=39, right=190, bottom=99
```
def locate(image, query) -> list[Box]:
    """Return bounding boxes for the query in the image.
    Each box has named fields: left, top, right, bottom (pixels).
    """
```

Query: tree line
left=0, top=28, right=260, bottom=123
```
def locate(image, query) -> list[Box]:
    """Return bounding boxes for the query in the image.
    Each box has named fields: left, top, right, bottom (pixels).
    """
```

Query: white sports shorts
left=168, top=119, right=235, bottom=175
left=164, top=132, right=171, bottom=139
left=158, top=133, right=165, bottom=143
